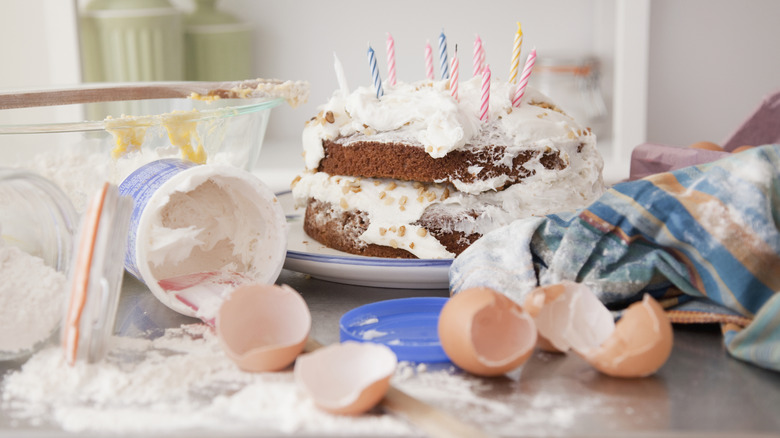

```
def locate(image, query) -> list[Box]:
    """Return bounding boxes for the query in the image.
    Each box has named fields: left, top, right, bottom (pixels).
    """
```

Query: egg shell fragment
left=216, top=284, right=311, bottom=372
left=294, top=341, right=397, bottom=415
left=532, top=281, right=615, bottom=355
left=522, top=283, right=568, bottom=353
left=438, top=287, right=537, bottom=377
left=583, top=294, right=674, bottom=378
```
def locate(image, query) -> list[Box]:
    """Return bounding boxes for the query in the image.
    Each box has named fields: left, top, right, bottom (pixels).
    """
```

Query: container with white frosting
left=118, top=159, right=288, bottom=320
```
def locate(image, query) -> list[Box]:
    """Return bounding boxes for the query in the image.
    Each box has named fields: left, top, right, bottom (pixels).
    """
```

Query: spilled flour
left=1, top=325, right=413, bottom=435
left=0, top=245, right=66, bottom=356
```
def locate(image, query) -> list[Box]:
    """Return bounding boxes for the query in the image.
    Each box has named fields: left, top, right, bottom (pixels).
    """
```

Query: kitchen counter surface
left=3, top=268, right=778, bottom=437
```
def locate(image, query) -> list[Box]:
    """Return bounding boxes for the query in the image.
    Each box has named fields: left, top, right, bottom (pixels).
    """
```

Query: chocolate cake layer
left=317, top=140, right=569, bottom=186
left=303, top=199, right=479, bottom=258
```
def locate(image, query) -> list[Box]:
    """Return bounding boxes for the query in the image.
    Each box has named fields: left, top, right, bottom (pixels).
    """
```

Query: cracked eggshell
left=294, top=341, right=397, bottom=415
left=216, top=284, right=310, bottom=372
left=532, top=281, right=615, bottom=355
left=583, top=294, right=673, bottom=378
left=523, top=283, right=568, bottom=352
left=438, top=287, right=537, bottom=377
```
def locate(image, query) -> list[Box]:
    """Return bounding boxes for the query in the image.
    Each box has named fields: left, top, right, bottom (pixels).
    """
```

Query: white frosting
left=302, top=78, right=597, bottom=193
left=296, top=77, right=605, bottom=259
left=292, top=139, right=604, bottom=259
left=136, top=166, right=288, bottom=316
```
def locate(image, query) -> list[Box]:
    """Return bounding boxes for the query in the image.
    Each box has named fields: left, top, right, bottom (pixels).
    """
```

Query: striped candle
left=386, top=33, right=397, bottom=86
left=450, top=45, right=459, bottom=101
left=424, top=41, right=434, bottom=80
left=512, top=48, right=536, bottom=107
left=480, top=64, right=491, bottom=122
left=438, top=30, right=449, bottom=80
left=473, top=34, right=485, bottom=77
left=509, top=22, right=523, bottom=83
left=367, top=44, right=384, bottom=98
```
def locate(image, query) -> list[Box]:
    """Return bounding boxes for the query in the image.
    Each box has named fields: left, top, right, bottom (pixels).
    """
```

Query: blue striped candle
left=438, top=30, right=450, bottom=80
left=367, top=44, right=384, bottom=98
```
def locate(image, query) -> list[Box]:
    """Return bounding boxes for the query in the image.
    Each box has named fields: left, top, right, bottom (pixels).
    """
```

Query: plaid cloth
left=450, top=145, right=780, bottom=371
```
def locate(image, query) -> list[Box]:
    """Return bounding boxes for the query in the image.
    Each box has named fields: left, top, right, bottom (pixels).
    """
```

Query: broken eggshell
left=294, top=341, right=397, bottom=415
left=583, top=294, right=674, bottom=378
left=529, top=281, right=673, bottom=378
left=216, top=284, right=310, bottom=372
left=522, top=283, right=568, bottom=353
left=531, top=280, right=615, bottom=355
left=438, top=287, right=537, bottom=377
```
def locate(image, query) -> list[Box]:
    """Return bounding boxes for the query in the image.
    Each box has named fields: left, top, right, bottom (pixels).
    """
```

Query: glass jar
left=530, top=56, right=608, bottom=139
left=0, top=168, right=79, bottom=360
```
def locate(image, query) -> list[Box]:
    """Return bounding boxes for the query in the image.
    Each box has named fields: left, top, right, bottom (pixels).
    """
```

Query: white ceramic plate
left=277, top=191, right=452, bottom=289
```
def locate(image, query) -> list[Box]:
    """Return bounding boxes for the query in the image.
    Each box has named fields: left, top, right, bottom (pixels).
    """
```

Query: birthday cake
left=292, top=46, right=604, bottom=259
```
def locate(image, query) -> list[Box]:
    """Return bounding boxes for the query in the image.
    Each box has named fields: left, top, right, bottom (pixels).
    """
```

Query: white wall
left=647, top=0, right=780, bottom=147
left=2, top=0, right=779, bottom=166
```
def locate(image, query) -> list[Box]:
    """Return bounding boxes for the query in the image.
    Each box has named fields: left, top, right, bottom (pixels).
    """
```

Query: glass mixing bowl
left=0, top=95, right=282, bottom=212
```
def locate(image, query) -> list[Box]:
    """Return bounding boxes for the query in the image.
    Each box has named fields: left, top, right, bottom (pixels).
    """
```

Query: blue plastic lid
left=339, top=297, right=449, bottom=363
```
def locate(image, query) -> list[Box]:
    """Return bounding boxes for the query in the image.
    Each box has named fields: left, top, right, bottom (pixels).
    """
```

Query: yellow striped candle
left=509, top=22, right=523, bottom=83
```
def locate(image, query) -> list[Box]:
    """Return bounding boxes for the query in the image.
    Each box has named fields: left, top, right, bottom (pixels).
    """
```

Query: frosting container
left=119, top=159, right=287, bottom=317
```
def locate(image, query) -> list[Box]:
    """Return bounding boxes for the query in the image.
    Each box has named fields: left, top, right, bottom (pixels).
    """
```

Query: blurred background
left=1, top=0, right=779, bottom=183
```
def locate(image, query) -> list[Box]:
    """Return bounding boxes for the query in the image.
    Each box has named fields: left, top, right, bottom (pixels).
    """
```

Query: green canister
left=185, top=0, right=253, bottom=81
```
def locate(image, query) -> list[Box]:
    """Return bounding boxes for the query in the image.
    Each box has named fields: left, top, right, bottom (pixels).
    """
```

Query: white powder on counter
left=0, top=245, right=66, bottom=355
left=1, top=324, right=414, bottom=435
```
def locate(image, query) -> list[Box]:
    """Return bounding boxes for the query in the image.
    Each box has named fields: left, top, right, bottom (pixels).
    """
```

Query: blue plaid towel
left=450, top=144, right=780, bottom=371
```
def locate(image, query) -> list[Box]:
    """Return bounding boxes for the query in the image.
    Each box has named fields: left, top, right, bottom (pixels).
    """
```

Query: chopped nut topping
left=425, top=146, right=433, bottom=153
left=567, top=131, right=576, bottom=139
left=390, top=226, right=397, bottom=232
left=379, top=191, right=387, bottom=199
left=441, top=187, right=450, bottom=201
left=425, top=191, right=436, bottom=202
left=409, top=242, right=415, bottom=249
left=387, top=182, right=397, bottom=191
left=373, top=180, right=381, bottom=186
left=290, top=175, right=301, bottom=188
left=350, top=186, right=362, bottom=193
left=384, top=196, right=395, bottom=205
left=379, top=227, right=387, bottom=236
left=324, top=111, right=335, bottom=123
left=413, top=182, right=423, bottom=189
left=389, top=239, right=398, bottom=249
left=339, top=198, right=348, bottom=209
left=399, top=195, right=408, bottom=206
left=417, top=195, right=424, bottom=203
left=341, top=185, right=350, bottom=194
left=398, top=226, right=406, bottom=237
left=416, top=228, right=428, bottom=237
left=400, top=206, right=406, bottom=211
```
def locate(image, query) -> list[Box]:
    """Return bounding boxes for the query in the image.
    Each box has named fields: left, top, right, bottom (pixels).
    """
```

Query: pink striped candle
left=473, top=34, right=485, bottom=77
left=512, top=48, right=536, bottom=107
left=386, top=33, right=397, bottom=86
left=424, top=41, right=434, bottom=80
left=479, top=64, right=491, bottom=122
left=450, top=45, right=459, bottom=101
left=509, top=22, right=523, bottom=83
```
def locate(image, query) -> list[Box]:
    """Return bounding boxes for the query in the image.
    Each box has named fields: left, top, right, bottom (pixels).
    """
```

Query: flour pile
left=0, top=244, right=66, bottom=356
left=1, top=324, right=412, bottom=435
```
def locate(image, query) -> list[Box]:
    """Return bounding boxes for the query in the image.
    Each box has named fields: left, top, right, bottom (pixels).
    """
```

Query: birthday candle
left=438, top=30, right=450, bottom=80
left=386, top=33, right=397, bottom=86
left=509, top=22, right=523, bottom=83
left=512, top=48, right=536, bottom=107
left=367, top=44, right=384, bottom=98
left=333, top=52, right=349, bottom=95
left=473, top=34, right=485, bottom=77
left=480, top=64, right=491, bottom=122
left=450, top=45, right=459, bottom=101
left=424, top=41, right=434, bottom=80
